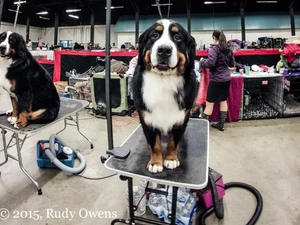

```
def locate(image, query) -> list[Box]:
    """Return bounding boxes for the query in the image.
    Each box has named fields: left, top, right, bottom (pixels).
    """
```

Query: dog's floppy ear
left=186, top=34, right=196, bottom=69
left=188, top=34, right=197, bottom=68
left=16, top=34, right=27, bottom=58
left=137, top=29, right=150, bottom=66
left=137, top=22, right=159, bottom=66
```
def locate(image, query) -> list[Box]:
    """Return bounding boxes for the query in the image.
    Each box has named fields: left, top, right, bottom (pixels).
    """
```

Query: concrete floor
left=1, top=88, right=300, bottom=225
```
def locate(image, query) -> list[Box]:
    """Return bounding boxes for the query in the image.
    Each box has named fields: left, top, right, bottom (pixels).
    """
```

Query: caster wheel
left=91, top=144, right=94, bottom=149
left=100, top=156, right=107, bottom=164
left=38, top=189, right=42, bottom=195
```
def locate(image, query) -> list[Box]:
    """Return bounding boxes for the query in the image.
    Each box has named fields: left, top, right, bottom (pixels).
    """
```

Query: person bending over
left=200, top=30, right=235, bottom=131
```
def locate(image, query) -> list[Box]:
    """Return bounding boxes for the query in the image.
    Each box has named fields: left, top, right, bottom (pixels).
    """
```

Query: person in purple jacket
left=200, top=30, right=235, bottom=131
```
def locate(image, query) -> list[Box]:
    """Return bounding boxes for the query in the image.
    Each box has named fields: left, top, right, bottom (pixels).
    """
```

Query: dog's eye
left=152, top=32, right=159, bottom=39
left=174, top=34, right=182, bottom=42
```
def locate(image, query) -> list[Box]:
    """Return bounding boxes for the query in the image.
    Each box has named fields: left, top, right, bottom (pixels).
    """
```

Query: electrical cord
left=199, top=182, right=263, bottom=225
left=208, top=171, right=224, bottom=219
left=76, top=173, right=117, bottom=180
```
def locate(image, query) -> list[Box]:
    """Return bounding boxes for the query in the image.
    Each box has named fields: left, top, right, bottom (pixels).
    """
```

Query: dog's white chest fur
left=142, top=71, right=185, bottom=134
left=0, top=58, right=12, bottom=94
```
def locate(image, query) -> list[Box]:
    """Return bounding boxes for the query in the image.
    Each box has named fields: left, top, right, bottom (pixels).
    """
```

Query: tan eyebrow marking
left=172, top=26, right=179, bottom=33
left=156, top=26, right=163, bottom=32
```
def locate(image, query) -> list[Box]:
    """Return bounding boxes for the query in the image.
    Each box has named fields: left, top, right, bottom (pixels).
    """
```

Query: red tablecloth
left=53, top=49, right=280, bottom=82
left=196, top=68, right=244, bottom=122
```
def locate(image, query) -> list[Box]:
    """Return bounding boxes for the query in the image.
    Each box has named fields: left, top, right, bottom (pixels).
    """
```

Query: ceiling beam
left=34, top=0, right=84, bottom=6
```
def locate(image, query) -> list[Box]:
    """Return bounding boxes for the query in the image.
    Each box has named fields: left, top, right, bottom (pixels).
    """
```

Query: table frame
left=0, top=98, right=93, bottom=195
left=105, top=119, right=209, bottom=225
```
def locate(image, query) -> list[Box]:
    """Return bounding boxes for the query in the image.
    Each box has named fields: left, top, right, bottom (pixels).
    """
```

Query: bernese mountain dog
left=132, top=19, right=197, bottom=173
left=0, top=31, right=60, bottom=129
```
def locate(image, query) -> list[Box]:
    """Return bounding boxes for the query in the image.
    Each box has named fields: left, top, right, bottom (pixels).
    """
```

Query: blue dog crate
left=36, top=140, right=75, bottom=169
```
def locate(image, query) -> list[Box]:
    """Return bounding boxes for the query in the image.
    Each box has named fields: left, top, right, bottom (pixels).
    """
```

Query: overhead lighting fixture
left=14, top=1, right=26, bottom=4
left=204, top=1, right=226, bottom=4
left=105, top=6, right=124, bottom=9
left=39, top=16, right=50, bottom=20
left=36, top=11, right=48, bottom=15
left=69, top=14, right=79, bottom=19
left=66, top=9, right=81, bottom=12
left=151, top=3, right=173, bottom=6
left=8, top=9, right=22, bottom=13
left=257, top=1, right=278, bottom=3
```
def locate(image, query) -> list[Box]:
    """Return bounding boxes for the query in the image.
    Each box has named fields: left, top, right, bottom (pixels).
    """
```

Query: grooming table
left=105, top=118, right=209, bottom=225
left=0, top=97, right=93, bottom=195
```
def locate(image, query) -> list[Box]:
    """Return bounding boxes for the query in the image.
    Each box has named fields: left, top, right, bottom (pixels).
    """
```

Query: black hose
left=199, top=182, right=263, bottom=225
left=208, top=171, right=224, bottom=219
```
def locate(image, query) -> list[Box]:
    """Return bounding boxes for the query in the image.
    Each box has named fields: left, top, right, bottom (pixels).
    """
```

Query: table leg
left=56, top=116, right=68, bottom=135
left=15, top=133, right=42, bottom=195
left=127, top=177, right=135, bottom=223
left=75, top=112, right=93, bottom=149
left=0, top=128, right=9, bottom=167
left=171, top=186, right=179, bottom=225
left=56, top=113, right=93, bottom=149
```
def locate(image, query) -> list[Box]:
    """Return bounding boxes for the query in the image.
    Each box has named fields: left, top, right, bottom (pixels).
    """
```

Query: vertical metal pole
left=105, top=0, right=114, bottom=150
left=54, top=13, right=59, bottom=45
left=289, top=4, right=296, bottom=36
left=135, top=11, right=139, bottom=45
left=240, top=8, right=246, bottom=41
left=90, top=11, right=95, bottom=44
left=186, top=0, right=191, bottom=34
left=26, top=16, right=30, bottom=43
left=0, top=0, right=5, bottom=29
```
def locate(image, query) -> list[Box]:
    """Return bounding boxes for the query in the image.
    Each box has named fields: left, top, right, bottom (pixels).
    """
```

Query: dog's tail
left=29, top=107, right=60, bottom=124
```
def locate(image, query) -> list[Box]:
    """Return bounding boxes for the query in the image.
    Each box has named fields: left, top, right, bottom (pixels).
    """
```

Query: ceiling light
left=105, top=6, right=124, bottom=9
left=69, top=14, right=79, bottom=19
left=257, top=1, right=278, bottom=3
left=204, top=1, right=226, bottom=4
left=151, top=3, right=173, bottom=6
left=8, top=9, right=22, bottom=13
left=66, top=9, right=81, bottom=12
left=39, top=16, right=50, bottom=20
left=36, top=11, right=48, bottom=15
left=14, top=1, right=26, bottom=4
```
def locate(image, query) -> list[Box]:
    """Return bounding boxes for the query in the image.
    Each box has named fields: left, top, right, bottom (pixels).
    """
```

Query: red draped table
left=197, top=68, right=244, bottom=122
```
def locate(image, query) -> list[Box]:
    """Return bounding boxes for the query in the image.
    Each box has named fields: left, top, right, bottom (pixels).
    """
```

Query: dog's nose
left=0, top=46, right=6, bottom=54
left=157, top=45, right=172, bottom=59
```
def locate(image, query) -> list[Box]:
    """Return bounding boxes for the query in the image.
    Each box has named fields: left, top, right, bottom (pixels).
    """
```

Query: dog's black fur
left=0, top=32, right=60, bottom=127
left=132, top=20, right=197, bottom=172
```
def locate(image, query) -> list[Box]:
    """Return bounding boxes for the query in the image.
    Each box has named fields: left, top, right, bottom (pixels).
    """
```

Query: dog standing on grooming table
left=132, top=19, right=197, bottom=173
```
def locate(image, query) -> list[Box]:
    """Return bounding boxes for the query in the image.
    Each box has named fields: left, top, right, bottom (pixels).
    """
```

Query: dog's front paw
left=16, top=120, right=27, bottom=129
left=163, top=159, right=180, bottom=170
left=14, top=123, right=20, bottom=129
left=7, top=116, right=17, bottom=125
left=6, top=109, right=12, bottom=116
left=147, top=164, right=163, bottom=173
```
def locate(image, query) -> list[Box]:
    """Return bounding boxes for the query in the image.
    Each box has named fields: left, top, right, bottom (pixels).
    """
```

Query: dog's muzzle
left=156, top=45, right=173, bottom=71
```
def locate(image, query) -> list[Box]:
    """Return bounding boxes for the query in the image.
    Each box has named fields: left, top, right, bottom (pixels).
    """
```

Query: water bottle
left=126, top=180, right=146, bottom=216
